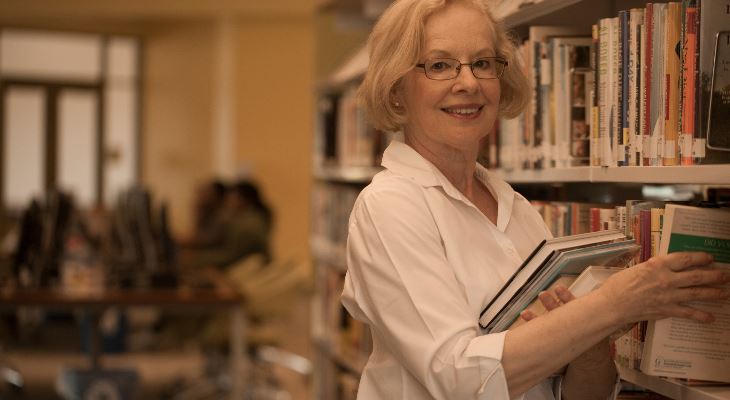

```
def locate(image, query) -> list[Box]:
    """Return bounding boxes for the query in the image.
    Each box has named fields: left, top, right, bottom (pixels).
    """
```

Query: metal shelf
left=501, top=0, right=583, bottom=28
left=619, top=365, right=730, bottom=400
left=495, top=166, right=592, bottom=183
left=496, top=165, right=730, bottom=185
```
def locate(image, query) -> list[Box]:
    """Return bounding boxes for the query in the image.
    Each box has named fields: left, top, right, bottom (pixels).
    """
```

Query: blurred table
left=0, top=286, right=247, bottom=399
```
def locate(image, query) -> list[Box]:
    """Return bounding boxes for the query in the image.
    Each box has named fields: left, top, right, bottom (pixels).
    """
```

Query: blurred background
left=0, top=0, right=385, bottom=398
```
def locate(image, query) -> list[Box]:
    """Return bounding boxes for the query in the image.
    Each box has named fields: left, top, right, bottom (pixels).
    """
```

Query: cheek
left=485, top=82, right=501, bottom=103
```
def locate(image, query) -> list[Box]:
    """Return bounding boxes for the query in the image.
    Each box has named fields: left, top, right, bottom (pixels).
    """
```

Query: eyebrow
left=423, top=48, right=497, bottom=58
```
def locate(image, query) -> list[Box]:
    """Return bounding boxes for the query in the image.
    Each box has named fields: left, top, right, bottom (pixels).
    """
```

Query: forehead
left=422, top=2, right=495, bottom=56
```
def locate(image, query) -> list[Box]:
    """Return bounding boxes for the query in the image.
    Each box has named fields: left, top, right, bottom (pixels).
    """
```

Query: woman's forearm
left=503, top=290, right=620, bottom=397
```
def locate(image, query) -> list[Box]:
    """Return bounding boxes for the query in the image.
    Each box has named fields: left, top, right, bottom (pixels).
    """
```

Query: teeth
left=446, top=107, right=479, bottom=115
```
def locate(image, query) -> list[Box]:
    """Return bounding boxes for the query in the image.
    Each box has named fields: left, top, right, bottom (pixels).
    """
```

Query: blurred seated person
left=179, top=179, right=229, bottom=250
left=181, top=180, right=273, bottom=274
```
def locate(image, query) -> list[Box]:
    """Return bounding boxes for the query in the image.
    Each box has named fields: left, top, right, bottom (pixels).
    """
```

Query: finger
left=661, top=252, right=714, bottom=272
left=554, top=285, right=576, bottom=303
left=520, top=310, right=537, bottom=322
left=662, top=304, right=716, bottom=323
left=538, top=291, right=560, bottom=311
left=670, top=286, right=730, bottom=304
left=671, top=268, right=730, bottom=288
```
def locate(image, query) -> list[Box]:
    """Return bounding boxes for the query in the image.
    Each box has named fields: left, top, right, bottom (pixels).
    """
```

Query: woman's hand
left=597, top=252, right=730, bottom=326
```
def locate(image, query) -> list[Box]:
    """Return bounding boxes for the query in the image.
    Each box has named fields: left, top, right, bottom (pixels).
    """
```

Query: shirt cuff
left=463, top=331, right=512, bottom=399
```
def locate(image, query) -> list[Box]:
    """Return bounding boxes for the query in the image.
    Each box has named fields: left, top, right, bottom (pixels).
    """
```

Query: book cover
left=640, top=204, right=730, bottom=383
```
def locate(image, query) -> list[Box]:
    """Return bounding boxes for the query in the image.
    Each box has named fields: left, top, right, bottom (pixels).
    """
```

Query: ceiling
left=0, top=0, right=318, bottom=27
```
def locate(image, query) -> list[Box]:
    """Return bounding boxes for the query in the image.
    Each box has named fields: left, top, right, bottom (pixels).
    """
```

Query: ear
left=390, top=86, right=404, bottom=109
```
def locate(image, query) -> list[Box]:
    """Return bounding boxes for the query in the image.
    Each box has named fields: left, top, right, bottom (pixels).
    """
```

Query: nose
left=452, top=64, right=480, bottom=92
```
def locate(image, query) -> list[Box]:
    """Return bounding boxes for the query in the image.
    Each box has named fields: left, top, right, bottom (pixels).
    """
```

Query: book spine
left=650, top=4, right=667, bottom=166
left=611, top=17, right=620, bottom=167
left=650, top=207, right=665, bottom=258
left=629, top=9, right=644, bottom=166
left=663, top=3, right=682, bottom=166
left=681, top=0, right=698, bottom=165
left=599, top=19, right=612, bottom=167
left=619, top=10, right=630, bottom=166
left=640, top=209, right=652, bottom=262
left=590, top=24, right=601, bottom=167
left=643, top=3, right=654, bottom=166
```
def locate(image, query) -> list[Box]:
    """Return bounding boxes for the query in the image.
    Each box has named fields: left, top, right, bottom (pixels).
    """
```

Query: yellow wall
left=235, top=17, right=315, bottom=261
left=143, top=16, right=317, bottom=261
left=0, top=4, right=318, bottom=263
left=142, top=22, right=216, bottom=236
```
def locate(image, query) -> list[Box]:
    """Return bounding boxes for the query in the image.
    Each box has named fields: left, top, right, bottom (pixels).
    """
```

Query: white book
left=640, top=204, right=730, bottom=383
left=628, top=8, right=644, bottom=166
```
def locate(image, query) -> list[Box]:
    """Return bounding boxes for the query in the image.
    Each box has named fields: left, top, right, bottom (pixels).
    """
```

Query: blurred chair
left=167, top=254, right=313, bottom=400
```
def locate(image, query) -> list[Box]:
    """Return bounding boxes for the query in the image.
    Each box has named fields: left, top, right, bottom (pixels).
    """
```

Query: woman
left=341, top=0, right=730, bottom=399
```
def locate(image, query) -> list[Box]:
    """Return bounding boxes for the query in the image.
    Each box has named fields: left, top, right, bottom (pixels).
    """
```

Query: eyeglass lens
left=424, top=58, right=505, bottom=79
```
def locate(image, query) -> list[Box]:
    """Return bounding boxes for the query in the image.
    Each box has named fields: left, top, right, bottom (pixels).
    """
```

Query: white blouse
left=342, top=140, right=556, bottom=400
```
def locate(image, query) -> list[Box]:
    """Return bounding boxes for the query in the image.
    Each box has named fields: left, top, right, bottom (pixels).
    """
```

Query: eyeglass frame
left=415, top=56, right=508, bottom=80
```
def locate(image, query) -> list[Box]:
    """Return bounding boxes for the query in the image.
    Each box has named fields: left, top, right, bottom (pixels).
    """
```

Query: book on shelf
left=497, top=0, right=730, bottom=174
left=640, top=204, right=730, bottom=383
left=509, top=265, right=625, bottom=330
left=479, top=229, right=639, bottom=333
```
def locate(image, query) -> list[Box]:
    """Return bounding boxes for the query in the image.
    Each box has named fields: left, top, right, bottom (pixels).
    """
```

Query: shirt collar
left=381, top=140, right=516, bottom=231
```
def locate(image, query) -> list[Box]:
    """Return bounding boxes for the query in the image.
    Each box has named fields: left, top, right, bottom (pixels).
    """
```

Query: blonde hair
left=358, top=0, right=529, bottom=133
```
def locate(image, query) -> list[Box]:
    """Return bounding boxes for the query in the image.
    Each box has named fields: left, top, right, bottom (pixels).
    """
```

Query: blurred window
left=0, top=29, right=141, bottom=210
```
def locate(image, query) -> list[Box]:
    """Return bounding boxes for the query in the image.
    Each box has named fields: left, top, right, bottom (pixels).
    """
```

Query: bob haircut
left=358, top=0, right=530, bottom=133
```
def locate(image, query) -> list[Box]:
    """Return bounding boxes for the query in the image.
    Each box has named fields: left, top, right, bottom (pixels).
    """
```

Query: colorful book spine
left=590, top=24, right=601, bottom=167
left=650, top=3, right=667, bottom=166
left=680, top=0, right=698, bottom=165
left=629, top=8, right=645, bottom=166
left=619, top=10, right=630, bottom=166
left=643, top=3, right=654, bottom=166
left=663, top=2, right=682, bottom=165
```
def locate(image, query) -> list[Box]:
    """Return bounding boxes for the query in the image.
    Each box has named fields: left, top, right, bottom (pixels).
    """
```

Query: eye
left=428, top=59, right=455, bottom=72
left=472, top=58, right=493, bottom=71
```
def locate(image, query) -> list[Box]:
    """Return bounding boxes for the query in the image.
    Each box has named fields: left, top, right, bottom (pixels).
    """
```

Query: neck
left=404, top=132, right=480, bottom=196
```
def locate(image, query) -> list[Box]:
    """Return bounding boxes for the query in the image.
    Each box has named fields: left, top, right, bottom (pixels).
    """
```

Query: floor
left=0, top=299, right=313, bottom=399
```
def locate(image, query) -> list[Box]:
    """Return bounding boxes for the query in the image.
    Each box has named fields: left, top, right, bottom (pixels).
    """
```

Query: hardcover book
left=479, top=230, right=638, bottom=333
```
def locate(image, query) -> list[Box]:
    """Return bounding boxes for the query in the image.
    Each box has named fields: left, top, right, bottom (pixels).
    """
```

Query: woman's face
left=398, top=1, right=501, bottom=153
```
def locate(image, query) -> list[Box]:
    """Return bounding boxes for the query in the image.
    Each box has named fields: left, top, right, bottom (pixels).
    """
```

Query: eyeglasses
left=415, top=57, right=508, bottom=80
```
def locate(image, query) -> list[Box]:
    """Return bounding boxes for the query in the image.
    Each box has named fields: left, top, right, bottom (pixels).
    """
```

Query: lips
left=441, top=105, right=484, bottom=118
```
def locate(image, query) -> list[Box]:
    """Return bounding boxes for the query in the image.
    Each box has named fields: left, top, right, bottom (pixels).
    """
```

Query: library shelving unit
left=310, top=0, right=730, bottom=399
left=310, top=38, right=381, bottom=399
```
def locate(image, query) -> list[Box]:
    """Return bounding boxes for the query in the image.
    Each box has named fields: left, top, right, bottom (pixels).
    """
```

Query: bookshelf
left=310, top=0, right=730, bottom=399
left=497, top=165, right=730, bottom=184
left=618, top=366, right=730, bottom=400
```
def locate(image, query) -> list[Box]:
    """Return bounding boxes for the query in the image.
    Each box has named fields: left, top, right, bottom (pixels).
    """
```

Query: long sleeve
left=342, top=182, right=517, bottom=399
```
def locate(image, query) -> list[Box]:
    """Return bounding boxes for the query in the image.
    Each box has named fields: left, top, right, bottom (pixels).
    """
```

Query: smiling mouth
left=441, top=105, right=484, bottom=116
